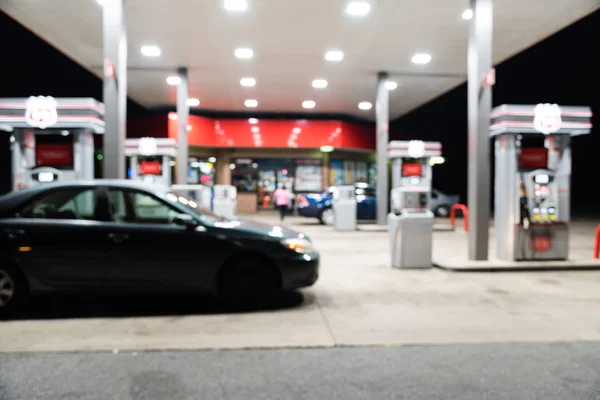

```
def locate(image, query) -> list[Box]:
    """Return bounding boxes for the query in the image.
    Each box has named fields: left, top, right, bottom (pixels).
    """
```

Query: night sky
left=0, top=9, right=598, bottom=214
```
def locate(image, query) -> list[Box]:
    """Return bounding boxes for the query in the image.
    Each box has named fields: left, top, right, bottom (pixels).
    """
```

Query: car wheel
left=0, top=265, right=25, bottom=317
left=435, top=205, right=450, bottom=218
left=218, top=257, right=279, bottom=309
left=320, top=208, right=334, bottom=226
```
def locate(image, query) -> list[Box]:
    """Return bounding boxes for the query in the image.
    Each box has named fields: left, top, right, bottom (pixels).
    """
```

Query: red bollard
left=450, top=204, right=469, bottom=232
left=594, top=224, right=600, bottom=259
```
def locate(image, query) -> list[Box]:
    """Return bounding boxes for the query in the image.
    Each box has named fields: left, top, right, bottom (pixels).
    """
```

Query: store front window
left=231, top=158, right=323, bottom=207
left=188, top=158, right=215, bottom=185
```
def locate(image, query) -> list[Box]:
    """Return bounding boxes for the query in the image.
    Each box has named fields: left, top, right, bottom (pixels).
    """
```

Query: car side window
left=16, top=188, right=98, bottom=220
left=108, top=189, right=180, bottom=225
left=431, top=191, right=439, bottom=199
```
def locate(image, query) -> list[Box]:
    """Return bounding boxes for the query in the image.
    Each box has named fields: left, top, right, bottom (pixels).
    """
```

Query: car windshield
left=164, top=191, right=224, bottom=226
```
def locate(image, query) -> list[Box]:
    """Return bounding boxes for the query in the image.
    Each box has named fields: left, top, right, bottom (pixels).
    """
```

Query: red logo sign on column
left=105, top=59, right=115, bottom=78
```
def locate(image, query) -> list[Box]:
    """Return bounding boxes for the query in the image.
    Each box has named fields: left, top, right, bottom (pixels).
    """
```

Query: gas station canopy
left=1, top=0, right=598, bottom=119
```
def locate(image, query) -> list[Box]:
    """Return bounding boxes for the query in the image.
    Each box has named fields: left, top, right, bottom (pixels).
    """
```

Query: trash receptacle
left=388, top=187, right=433, bottom=268
left=213, top=185, right=237, bottom=219
left=332, top=185, right=356, bottom=231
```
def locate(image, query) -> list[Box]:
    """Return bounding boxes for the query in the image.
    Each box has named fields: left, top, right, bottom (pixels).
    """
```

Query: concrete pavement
left=1, top=215, right=600, bottom=352
left=2, top=342, right=600, bottom=399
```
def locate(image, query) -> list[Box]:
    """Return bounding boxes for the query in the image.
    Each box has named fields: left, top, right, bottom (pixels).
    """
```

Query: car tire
left=0, top=265, right=26, bottom=318
left=435, top=205, right=450, bottom=218
left=218, top=256, right=279, bottom=309
left=319, top=208, right=334, bottom=226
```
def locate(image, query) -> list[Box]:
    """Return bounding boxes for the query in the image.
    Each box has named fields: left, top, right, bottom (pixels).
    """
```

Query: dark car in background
left=297, top=184, right=459, bottom=225
left=0, top=180, right=319, bottom=315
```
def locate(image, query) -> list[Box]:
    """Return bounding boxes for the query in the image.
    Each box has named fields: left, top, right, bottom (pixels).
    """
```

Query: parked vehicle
left=0, top=180, right=319, bottom=315
left=297, top=184, right=459, bottom=225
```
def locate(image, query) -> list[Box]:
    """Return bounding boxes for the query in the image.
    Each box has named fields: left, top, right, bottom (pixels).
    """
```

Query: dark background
left=0, top=9, right=598, bottom=214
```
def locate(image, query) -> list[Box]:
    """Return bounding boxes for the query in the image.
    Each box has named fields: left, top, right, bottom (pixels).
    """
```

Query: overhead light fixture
left=325, top=50, right=344, bottom=62
left=141, top=45, right=161, bottom=57
left=462, top=9, right=473, bottom=20
left=345, top=1, right=371, bottom=16
left=292, top=127, right=301, bottom=134
left=240, top=77, right=256, bottom=87
left=411, top=53, right=432, bottom=64
left=358, top=101, right=372, bottom=110
left=302, top=100, right=316, bottom=109
left=245, top=99, right=258, bottom=108
left=187, top=98, right=200, bottom=107
left=168, top=113, right=178, bottom=120
left=320, top=145, right=334, bottom=152
left=385, top=81, right=398, bottom=90
left=429, top=156, right=446, bottom=166
left=248, top=118, right=259, bottom=124
left=224, top=0, right=247, bottom=12
left=312, top=79, right=328, bottom=89
left=208, top=157, right=217, bottom=163
left=235, top=48, right=254, bottom=59
left=166, top=76, right=181, bottom=86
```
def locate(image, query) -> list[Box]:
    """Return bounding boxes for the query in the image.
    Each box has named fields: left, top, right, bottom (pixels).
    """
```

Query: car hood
left=211, top=218, right=308, bottom=240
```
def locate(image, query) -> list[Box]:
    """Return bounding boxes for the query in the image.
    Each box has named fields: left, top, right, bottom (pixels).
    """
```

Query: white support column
left=467, top=0, right=493, bottom=260
left=375, top=72, right=389, bottom=226
left=102, top=0, right=127, bottom=179
left=176, top=67, right=189, bottom=185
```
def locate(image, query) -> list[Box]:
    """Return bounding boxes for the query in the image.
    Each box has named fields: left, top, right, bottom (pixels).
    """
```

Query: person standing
left=273, top=183, right=290, bottom=221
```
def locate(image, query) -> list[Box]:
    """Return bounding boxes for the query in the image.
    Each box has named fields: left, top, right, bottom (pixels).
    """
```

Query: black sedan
left=0, top=180, right=319, bottom=314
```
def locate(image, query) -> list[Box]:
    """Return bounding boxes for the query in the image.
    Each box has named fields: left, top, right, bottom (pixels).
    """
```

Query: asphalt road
left=1, top=342, right=600, bottom=400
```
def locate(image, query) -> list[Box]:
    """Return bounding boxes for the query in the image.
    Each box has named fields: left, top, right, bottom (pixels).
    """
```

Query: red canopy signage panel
left=168, top=116, right=375, bottom=151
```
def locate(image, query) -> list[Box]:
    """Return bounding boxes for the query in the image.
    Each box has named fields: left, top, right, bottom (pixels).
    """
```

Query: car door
left=103, top=188, right=219, bottom=291
left=355, top=187, right=377, bottom=220
left=0, top=186, right=113, bottom=289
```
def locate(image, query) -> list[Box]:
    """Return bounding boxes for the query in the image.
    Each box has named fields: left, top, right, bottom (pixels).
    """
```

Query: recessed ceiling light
left=385, top=81, right=398, bottom=90
left=168, top=113, right=178, bottom=120
left=166, top=76, right=181, bottom=86
left=187, top=98, right=200, bottom=107
left=358, top=101, right=372, bottom=110
left=462, top=9, right=473, bottom=20
left=292, top=127, right=301, bottom=134
left=345, top=1, right=371, bottom=16
left=248, top=118, right=259, bottom=124
left=240, top=77, right=256, bottom=87
left=245, top=99, right=258, bottom=108
left=411, top=53, right=432, bottom=64
left=325, top=50, right=344, bottom=62
left=320, top=145, right=335, bottom=152
left=141, top=45, right=161, bottom=57
left=235, top=48, right=254, bottom=59
left=224, top=0, right=247, bottom=12
left=312, top=79, right=328, bottom=89
left=302, top=100, right=316, bottom=109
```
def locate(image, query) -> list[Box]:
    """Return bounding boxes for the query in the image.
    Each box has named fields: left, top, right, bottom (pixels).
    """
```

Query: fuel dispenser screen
left=139, top=160, right=162, bottom=175
left=402, top=163, right=422, bottom=177
left=519, top=147, right=548, bottom=169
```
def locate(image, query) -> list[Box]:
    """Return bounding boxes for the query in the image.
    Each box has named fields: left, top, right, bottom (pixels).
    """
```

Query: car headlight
left=281, top=238, right=315, bottom=254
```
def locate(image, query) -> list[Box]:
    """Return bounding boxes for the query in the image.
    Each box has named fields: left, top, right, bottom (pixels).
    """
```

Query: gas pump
left=125, top=137, right=177, bottom=186
left=491, top=103, right=592, bottom=261
left=386, top=140, right=440, bottom=269
left=388, top=140, right=443, bottom=198
left=0, top=97, right=104, bottom=190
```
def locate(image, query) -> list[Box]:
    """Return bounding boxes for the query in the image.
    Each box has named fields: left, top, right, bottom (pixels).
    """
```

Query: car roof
left=0, top=180, right=170, bottom=215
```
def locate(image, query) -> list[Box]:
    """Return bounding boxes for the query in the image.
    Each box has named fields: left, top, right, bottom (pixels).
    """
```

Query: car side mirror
left=174, top=214, right=197, bottom=228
